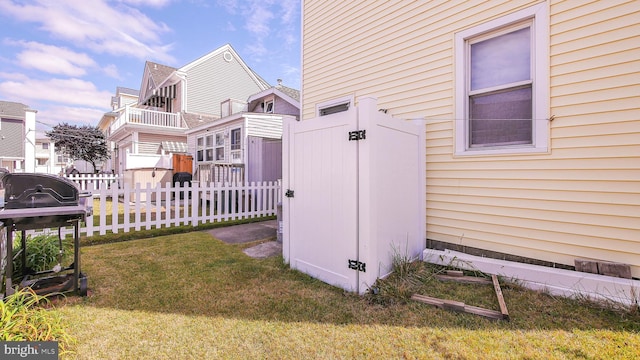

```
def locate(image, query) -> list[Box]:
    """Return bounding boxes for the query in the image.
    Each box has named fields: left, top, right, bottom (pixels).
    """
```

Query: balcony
left=110, top=107, right=184, bottom=134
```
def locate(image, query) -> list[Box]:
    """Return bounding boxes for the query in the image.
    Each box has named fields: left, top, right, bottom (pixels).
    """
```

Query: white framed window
left=317, top=95, right=354, bottom=117
left=42, top=142, right=49, bottom=150
left=230, top=128, right=242, bottom=163
left=205, top=135, right=214, bottom=161
left=264, top=100, right=274, bottom=113
left=455, top=3, right=548, bottom=156
left=56, top=154, right=69, bottom=164
left=230, top=128, right=241, bottom=151
left=196, top=137, right=204, bottom=162
left=215, top=132, right=225, bottom=161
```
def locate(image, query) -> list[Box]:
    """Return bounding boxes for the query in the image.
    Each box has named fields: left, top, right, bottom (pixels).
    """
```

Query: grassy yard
left=52, top=231, right=639, bottom=359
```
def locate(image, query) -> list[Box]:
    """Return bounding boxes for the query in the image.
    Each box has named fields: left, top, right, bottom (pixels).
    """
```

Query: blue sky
left=0, top=0, right=300, bottom=135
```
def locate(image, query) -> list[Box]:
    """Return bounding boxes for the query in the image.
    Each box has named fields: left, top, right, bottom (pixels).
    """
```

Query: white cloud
left=280, top=64, right=300, bottom=88
left=217, top=0, right=238, bottom=14
left=38, top=105, right=106, bottom=128
left=0, top=0, right=176, bottom=64
left=282, top=64, right=299, bottom=76
left=0, top=76, right=112, bottom=109
left=9, top=40, right=97, bottom=77
left=244, top=2, right=274, bottom=39
left=102, top=64, right=122, bottom=80
left=279, top=0, right=298, bottom=24
left=221, top=0, right=298, bottom=58
left=0, top=72, right=29, bottom=81
left=118, top=0, right=173, bottom=7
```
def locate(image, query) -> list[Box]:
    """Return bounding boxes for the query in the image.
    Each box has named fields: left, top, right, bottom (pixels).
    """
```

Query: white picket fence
left=36, top=181, right=281, bottom=238
left=63, top=173, right=121, bottom=192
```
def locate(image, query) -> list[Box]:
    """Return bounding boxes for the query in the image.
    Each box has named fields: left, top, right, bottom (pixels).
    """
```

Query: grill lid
left=2, top=173, right=80, bottom=209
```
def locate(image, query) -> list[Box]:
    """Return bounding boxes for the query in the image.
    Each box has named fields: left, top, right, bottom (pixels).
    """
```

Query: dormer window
left=265, top=100, right=274, bottom=113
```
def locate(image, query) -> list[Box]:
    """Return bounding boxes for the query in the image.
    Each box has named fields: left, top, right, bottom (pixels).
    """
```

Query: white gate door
left=283, top=108, right=360, bottom=291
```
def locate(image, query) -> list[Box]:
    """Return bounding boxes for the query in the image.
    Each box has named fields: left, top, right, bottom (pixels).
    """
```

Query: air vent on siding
left=319, top=102, right=349, bottom=116
left=223, top=51, right=233, bottom=62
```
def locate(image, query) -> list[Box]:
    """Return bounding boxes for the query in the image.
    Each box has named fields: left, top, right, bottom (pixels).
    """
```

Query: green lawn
left=54, top=232, right=640, bottom=359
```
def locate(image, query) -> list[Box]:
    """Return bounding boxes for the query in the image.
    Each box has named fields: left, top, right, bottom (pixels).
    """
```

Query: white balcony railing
left=110, top=106, right=183, bottom=133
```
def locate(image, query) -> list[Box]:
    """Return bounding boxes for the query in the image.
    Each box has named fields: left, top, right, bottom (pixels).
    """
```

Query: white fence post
left=190, top=181, right=199, bottom=227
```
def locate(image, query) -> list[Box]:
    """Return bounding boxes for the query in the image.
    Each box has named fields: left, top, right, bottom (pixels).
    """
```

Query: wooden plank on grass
left=491, top=275, right=510, bottom=321
left=445, top=270, right=464, bottom=277
left=411, top=294, right=506, bottom=321
left=436, top=274, right=492, bottom=285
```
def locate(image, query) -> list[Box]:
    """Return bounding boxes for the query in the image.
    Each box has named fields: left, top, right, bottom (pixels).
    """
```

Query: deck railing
left=110, top=107, right=183, bottom=133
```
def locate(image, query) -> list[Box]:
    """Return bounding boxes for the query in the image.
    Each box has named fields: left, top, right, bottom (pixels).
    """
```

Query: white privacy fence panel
left=31, top=181, right=280, bottom=238
left=283, top=96, right=425, bottom=294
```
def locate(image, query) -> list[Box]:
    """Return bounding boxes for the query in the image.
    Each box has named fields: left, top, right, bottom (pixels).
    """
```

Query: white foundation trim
left=423, top=249, right=640, bottom=308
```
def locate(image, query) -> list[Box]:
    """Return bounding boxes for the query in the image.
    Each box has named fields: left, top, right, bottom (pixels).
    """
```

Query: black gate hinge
left=348, top=259, right=366, bottom=272
left=285, top=189, right=294, bottom=198
left=348, top=130, right=366, bottom=141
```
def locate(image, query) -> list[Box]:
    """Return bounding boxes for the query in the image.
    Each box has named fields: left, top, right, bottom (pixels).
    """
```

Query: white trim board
left=423, top=249, right=640, bottom=308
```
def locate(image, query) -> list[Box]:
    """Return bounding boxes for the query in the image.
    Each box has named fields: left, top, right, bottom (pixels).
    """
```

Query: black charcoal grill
left=0, top=172, right=92, bottom=298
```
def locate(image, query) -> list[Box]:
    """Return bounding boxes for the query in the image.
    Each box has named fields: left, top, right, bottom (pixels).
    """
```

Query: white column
left=24, top=109, right=37, bottom=172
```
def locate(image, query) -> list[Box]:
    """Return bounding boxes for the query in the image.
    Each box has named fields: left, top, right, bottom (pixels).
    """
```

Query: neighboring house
left=187, top=79, right=300, bottom=184
left=0, top=101, right=36, bottom=172
left=101, top=44, right=271, bottom=188
left=98, top=86, right=140, bottom=174
left=34, top=137, right=56, bottom=174
left=296, top=0, right=639, bottom=292
left=34, top=137, right=74, bottom=175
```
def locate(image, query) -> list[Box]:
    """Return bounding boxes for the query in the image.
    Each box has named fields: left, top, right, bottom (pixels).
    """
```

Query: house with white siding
left=98, top=87, right=139, bottom=175
left=292, top=0, right=640, bottom=303
left=187, top=79, right=299, bottom=184
left=101, top=44, right=270, bottom=188
left=0, top=101, right=36, bottom=173
left=33, top=137, right=68, bottom=175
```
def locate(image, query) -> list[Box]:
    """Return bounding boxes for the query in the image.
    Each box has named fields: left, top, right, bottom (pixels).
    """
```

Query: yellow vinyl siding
left=303, top=0, right=640, bottom=276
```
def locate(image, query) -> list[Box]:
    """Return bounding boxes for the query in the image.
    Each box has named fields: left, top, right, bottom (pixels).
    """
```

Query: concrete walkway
left=206, top=220, right=281, bottom=258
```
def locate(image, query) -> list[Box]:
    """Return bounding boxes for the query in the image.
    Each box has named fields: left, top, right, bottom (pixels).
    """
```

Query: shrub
left=12, top=233, right=69, bottom=278
left=0, top=288, right=75, bottom=354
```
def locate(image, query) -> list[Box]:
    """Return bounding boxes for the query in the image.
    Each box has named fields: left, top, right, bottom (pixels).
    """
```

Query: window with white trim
left=455, top=4, right=548, bottom=155
left=230, top=128, right=242, bottom=162
left=230, top=128, right=241, bottom=151
left=264, top=100, right=274, bottom=113
left=56, top=154, right=69, bottom=164
left=215, top=132, right=225, bottom=161
left=196, top=137, right=204, bottom=161
left=202, top=134, right=215, bottom=161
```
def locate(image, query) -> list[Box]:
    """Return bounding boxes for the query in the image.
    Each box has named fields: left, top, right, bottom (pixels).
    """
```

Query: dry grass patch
left=53, top=232, right=640, bottom=359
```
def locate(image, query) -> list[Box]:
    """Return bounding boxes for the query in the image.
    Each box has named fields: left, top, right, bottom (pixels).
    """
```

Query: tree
left=46, top=123, right=110, bottom=173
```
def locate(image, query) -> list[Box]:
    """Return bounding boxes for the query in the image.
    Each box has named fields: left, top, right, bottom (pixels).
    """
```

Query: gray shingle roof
left=147, top=61, right=177, bottom=84
left=276, top=84, right=300, bottom=102
left=116, top=87, right=140, bottom=96
left=0, top=101, right=31, bottom=119
left=181, top=112, right=219, bottom=129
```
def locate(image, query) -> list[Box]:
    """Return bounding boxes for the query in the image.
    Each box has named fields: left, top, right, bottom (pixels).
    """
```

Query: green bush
left=12, top=233, right=69, bottom=278
left=0, top=288, right=75, bottom=354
